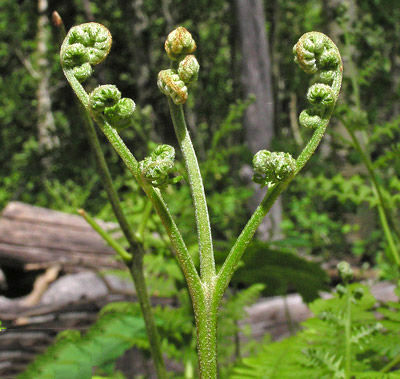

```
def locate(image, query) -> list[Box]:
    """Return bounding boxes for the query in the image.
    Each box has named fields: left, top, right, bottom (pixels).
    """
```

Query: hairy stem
left=168, top=99, right=215, bottom=283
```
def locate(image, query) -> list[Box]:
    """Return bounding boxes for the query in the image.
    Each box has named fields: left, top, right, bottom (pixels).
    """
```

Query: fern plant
left=232, top=263, right=400, bottom=379
left=58, top=22, right=342, bottom=377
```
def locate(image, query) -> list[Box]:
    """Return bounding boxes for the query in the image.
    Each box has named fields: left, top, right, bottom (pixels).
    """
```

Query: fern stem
left=80, top=106, right=139, bottom=249
left=168, top=99, right=215, bottom=283
left=380, top=352, right=400, bottom=373
left=347, top=128, right=400, bottom=266
left=129, top=253, right=167, bottom=378
left=63, top=69, right=202, bottom=301
left=78, top=209, right=132, bottom=262
left=344, top=290, right=352, bottom=379
left=137, top=199, right=153, bottom=242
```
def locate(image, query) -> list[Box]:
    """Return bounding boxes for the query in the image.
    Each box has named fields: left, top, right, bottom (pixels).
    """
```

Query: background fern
left=232, top=282, right=400, bottom=378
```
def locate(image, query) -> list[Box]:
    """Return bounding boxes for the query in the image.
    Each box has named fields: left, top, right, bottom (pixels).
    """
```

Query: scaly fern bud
left=89, top=85, right=135, bottom=130
left=157, top=69, right=188, bottom=105
left=164, top=26, right=196, bottom=61
left=178, top=55, right=200, bottom=85
left=252, top=150, right=296, bottom=186
left=139, top=145, right=175, bottom=187
left=60, top=22, right=112, bottom=82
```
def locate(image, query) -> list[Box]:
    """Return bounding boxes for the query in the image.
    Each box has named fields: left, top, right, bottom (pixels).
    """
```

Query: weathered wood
left=0, top=202, right=122, bottom=271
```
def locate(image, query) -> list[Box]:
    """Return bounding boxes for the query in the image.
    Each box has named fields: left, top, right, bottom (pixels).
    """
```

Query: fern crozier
left=252, top=150, right=296, bottom=186
left=164, top=26, right=196, bottom=61
left=158, top=69, right=188, bottom=105
left=60, top=23, right=112, bottom=82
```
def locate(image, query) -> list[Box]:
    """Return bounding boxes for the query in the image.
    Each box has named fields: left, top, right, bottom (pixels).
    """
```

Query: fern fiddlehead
left=89, top=84, right=136, bottom=130
left=61, top=22, right=112, bottom=83
left=252, top=150, right=296, bottom=186
left=139, top=144, right=175, bottom=187
left=294, top=31, right=343, bottom=171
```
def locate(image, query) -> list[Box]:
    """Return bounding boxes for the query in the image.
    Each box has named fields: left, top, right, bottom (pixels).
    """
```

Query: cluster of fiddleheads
left=89, top=85, right=136, bottom=130
left=139, top=144, right=176, bottom=187
left=60, top=23, right=136, bottom=130
left=59, top=22, right=344, bottom=379
left=252, top=32, right=342, bottom=185
left=157, top=27, right=200, bottom=105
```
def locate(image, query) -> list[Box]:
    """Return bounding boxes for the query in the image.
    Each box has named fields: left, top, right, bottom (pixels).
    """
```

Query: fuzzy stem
left=194, top=299, right=218, bottom=378
left=167, top=100, right=217, bottom=378
left=168, top=99, right=215, bottom=283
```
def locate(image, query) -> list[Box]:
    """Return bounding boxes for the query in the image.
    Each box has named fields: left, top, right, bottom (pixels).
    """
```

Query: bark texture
left=36, top=0, right=58, bottom=156
left=234, top=0, right=282, bottom=239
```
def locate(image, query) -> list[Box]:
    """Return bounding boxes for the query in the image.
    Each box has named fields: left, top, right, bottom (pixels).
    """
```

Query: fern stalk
left=344, top=288, right=352, bottom=378
left=346, top=127, right=400, bottom=265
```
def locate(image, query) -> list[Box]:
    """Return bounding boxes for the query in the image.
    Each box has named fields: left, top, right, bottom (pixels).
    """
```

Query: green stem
left=347, top=128, right=400, bottom=265
left=137, top=199, right=153, bottom=242
left=380, top=352, right=400, bottom=373
left=129, top=252, right=167, bottom=379
left=167, top=100, right=218, bottom=378
left=168, top=99, right=215, bottom=283
left=194, top=299, right=218, bottom=378
left=80, top=108, right=139, bottom=249
left=78, top=209, right=132, bottom=263
left=344, top=290, right=352, bottom=379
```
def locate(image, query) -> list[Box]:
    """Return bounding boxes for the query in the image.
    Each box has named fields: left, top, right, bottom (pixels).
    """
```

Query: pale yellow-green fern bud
left=178, top=55, right=200, bottom=85
left=164, top=27, right=196, bottom=61
left=157, top=69, right=188, bottom=105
